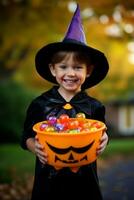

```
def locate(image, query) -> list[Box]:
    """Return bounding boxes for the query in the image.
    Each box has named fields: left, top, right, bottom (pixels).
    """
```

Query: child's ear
left=86, top=65, right=94, bottom=77
left=49, top=64, right=56, bottom=77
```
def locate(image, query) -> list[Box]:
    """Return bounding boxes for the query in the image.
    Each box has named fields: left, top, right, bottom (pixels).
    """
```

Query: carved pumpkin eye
left=46, top=141, right=94, bottom=154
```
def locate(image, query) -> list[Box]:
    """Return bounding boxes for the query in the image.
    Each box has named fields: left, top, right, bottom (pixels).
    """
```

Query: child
left=21, top=5, right=109, bottom=200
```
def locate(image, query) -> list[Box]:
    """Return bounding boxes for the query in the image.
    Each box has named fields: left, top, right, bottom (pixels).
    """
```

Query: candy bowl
left=33, top=115, right=106, bottom=172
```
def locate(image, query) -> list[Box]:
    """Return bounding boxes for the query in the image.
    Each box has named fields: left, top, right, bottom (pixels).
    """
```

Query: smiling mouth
left=63, top=79, right=79, bottom=84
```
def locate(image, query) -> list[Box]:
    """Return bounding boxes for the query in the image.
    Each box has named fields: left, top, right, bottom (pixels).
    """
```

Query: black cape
left=21, top=86, right=105, bottom=200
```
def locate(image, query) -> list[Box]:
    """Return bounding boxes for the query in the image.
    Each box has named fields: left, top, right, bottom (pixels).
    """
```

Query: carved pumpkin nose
left=68, top=153, right=74, bottom=160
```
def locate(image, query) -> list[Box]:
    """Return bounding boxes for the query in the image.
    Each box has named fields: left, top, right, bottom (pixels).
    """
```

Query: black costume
left=21, top=86, right=105, bottom=200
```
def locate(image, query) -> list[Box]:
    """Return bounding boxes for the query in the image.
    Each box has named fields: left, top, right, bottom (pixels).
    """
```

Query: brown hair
left=51, top=51, right=92, bottom=67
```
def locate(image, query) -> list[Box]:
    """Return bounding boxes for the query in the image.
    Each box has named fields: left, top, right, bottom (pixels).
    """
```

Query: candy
left=59, top=114, right=70, bottom=123
left=68, top=129, right=80, bottom=133
left=48, top=116, right=57, bottom=125
left=39, top=113, right=103, bottom=134
left=39, top=122, right=48, bottom=131
left=45, top=126, right=55, bottom=132
left=91, top=122, right=102, bottom=129
left=68, top=120, right=79, bottom=130
left=55, top=123, right=64, bottom=132
left=76, top=112, right=86, bottom=119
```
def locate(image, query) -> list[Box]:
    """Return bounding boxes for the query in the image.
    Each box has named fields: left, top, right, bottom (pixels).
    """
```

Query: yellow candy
left=76, top=112, right=86, bottom=119
left=45, top=127, right=55, bottom=132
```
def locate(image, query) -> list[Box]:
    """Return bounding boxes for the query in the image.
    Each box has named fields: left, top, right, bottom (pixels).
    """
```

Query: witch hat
left=63, top=4, right=86, bottom=43
left=35, top=4, right=109, bottom=89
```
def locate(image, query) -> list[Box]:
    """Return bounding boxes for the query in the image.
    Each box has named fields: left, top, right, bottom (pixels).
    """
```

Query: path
left=98, top=156, right=134, bottom=200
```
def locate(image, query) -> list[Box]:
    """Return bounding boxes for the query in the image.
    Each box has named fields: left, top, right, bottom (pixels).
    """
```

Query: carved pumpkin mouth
left=46, top=141, right=94, bottom=164
left=55, top=154, right=87, bottom=164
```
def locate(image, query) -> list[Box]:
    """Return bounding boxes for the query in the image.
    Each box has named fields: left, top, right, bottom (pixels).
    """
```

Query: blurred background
left=0, top=0, right=134, bottom=200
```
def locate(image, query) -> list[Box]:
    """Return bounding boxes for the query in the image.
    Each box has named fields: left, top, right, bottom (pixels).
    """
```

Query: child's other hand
left=96, top=132, right=108, bottom=156
left=35, top=136, right=48, bottom=165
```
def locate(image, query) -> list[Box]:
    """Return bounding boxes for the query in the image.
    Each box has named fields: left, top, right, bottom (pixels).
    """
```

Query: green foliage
left=0, top=144, right=35, bottom=183
left=0, top=80, right=36, bottom=143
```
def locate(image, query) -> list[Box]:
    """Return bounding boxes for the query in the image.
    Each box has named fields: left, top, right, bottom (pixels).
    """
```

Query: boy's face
left=49, top=53, right=92, bottom=94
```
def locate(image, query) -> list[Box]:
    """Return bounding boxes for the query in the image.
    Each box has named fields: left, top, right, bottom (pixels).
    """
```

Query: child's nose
left=67, top=68, right=75, bottom=76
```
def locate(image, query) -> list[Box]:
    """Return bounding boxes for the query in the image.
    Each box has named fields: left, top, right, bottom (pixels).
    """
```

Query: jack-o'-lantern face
left=46, top=140, right=94, bottom=164
left=33, top=118, right=106, bottom=172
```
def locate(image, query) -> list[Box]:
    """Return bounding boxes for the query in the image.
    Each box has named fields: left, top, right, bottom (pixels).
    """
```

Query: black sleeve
left=21, top=99, right=44, bottom=150
left=93, top=104, right=106, bottom=123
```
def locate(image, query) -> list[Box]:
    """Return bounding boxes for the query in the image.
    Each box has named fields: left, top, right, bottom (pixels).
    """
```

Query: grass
left=101, top=138, right=134, bottom=158
left=0, top=138, right=134, bottom=183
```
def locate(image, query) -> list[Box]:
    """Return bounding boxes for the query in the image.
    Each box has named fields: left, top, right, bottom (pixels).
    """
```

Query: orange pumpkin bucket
left=33, top=117, right=106, bottom=172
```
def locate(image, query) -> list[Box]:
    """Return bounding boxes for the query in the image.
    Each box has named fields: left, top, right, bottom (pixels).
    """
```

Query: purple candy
left=48, top=116, right=57, bottom=125
left=40, top=122, right=48, bottom=130
left=55, top=123, right=64, bottom=132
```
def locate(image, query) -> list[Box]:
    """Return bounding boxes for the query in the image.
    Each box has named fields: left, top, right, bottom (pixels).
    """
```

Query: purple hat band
left=63, top=4, right=86, bottom=44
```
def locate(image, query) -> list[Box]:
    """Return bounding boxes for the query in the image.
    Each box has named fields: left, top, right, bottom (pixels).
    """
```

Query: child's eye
left=74, top=66, right=83, bottom=70
left=59, top=65, right=67, bottom=69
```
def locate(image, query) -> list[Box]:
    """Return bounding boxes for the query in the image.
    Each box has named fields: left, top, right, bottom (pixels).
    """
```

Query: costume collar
left=44, top=86, right=90, bottom=104
left=42, top=86, right=92, bottom=117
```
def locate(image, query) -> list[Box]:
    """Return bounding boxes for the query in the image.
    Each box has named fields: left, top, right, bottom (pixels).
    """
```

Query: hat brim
left=35, top=40, right=109, bottom=89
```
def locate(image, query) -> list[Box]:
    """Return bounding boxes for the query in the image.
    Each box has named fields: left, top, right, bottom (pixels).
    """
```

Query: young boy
left=21, top=5, right=109, bottom=200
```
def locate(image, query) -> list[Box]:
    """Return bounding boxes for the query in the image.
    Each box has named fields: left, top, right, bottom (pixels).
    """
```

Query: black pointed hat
left=35, top=4, right=109, bottom=89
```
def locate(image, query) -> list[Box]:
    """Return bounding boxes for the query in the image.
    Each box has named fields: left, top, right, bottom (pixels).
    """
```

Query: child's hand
left=35, top=136, right=48, bottom=165
left=96, top=132, right=108, bottom=156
